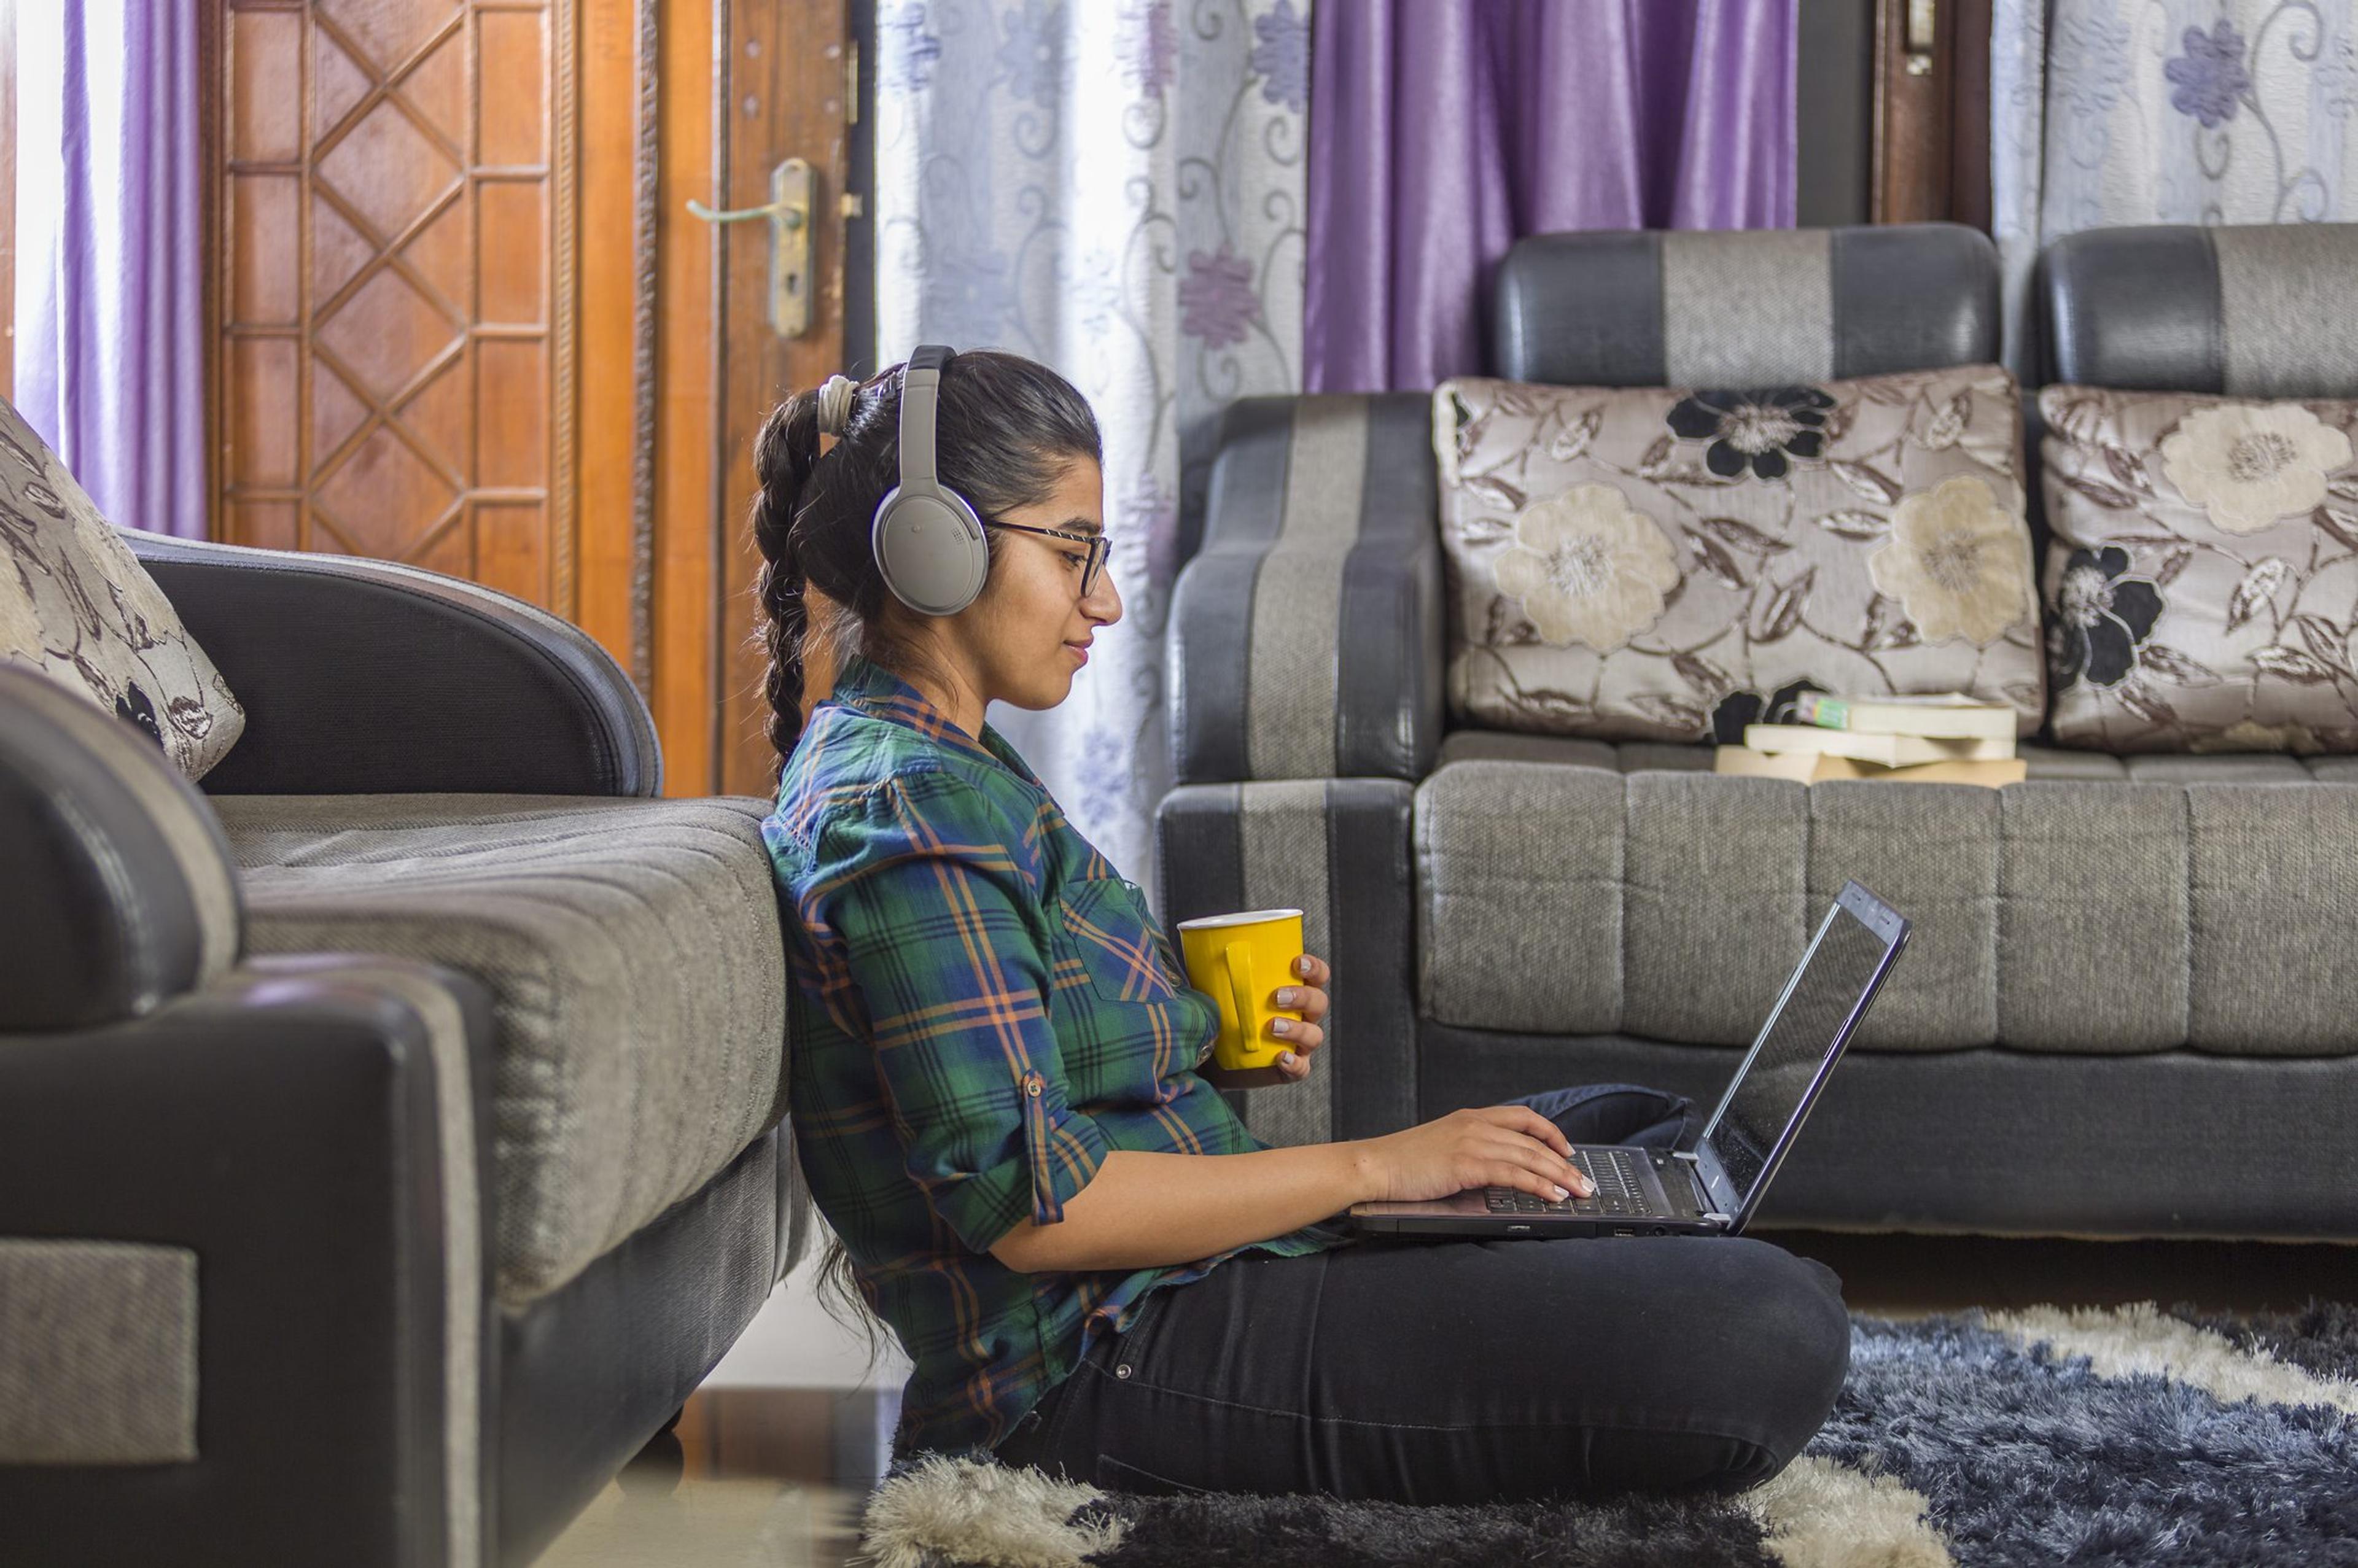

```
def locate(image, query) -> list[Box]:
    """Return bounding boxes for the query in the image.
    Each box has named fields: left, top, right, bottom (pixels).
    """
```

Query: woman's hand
left=1353, top=1106, right=1593, bottom=1203
left=1197, top=953, right=1328, bottom=1090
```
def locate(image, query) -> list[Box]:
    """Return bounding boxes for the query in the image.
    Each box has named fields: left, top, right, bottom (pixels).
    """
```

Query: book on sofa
left=1741, top=723, right=2014, bottom=767
left=1790, top=691, right=2017, bottom=740
left=1718, top=691, right=2023, bottom=785
left=1711, top=747, right=2028, bottom=786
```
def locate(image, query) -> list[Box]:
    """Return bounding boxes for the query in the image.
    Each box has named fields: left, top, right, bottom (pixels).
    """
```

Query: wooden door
left=208, top=0, right=857, bottom=799
left=1869, top=0, right=1992, bottom=228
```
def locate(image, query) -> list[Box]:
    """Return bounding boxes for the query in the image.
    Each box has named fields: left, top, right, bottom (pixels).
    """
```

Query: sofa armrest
left=1167, top=393, right=1444, bottom=785
left=0, top=954, right=495, bottom=1568
left=1156, top=778, right=1417, bottom=1141
left=123, top=530, right=660, bottom=798
left=0, top=666, right=244, bottom=1031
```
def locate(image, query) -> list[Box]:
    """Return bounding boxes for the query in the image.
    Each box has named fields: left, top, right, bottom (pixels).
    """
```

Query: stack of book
left=1714, top=693, right=2026, bottom=786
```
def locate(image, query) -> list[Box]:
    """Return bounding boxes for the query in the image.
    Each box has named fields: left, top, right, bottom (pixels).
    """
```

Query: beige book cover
left=1791, top=691, right=2017, bottom=740
left=1743, top=723, right=2015, bottom=767
left=1713, top=747, right=2028, bottom=787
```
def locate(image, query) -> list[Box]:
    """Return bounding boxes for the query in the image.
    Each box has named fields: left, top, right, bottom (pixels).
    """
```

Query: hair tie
left=815, top=374, right=859, bottom=437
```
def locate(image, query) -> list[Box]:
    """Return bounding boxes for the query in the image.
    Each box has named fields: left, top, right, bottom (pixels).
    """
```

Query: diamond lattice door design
left=216, top=0, right=575, bottom=610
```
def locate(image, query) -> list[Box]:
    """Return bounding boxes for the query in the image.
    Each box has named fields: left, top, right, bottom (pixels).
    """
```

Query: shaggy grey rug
left=847, top=1300, right=2358, bottom=1568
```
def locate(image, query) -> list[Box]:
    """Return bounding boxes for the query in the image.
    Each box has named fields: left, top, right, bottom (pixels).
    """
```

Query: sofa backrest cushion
left=2042, top=223, right=2358, bottom=397
left=0, top=397, right=247, bottom=780
left=2039, top=381, right=2358, bottom=753
left=1491, top=223, right=2000, bottom=389
left=1433, top=363, right=2045, bottom=744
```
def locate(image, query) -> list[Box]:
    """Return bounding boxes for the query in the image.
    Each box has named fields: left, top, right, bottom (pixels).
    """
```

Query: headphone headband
left=897, top=345, right=952, bottom=494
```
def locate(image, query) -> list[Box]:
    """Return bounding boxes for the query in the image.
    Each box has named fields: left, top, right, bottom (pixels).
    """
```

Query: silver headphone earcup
left=872, top=487, right=990, bottom=616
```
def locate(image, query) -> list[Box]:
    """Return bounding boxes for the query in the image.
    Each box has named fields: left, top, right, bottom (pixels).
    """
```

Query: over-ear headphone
left=871, top=344, right=991, bottom=616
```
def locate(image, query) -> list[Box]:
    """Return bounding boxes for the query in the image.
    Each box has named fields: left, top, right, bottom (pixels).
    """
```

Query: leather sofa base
left=1420, top=1027, right=2358, bottom=1242
left=494, top=1128, right=781, bottom=1566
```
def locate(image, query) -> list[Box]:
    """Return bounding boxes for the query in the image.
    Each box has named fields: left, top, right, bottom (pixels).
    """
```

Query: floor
left=534, top=1225, right=2358, bottom=1568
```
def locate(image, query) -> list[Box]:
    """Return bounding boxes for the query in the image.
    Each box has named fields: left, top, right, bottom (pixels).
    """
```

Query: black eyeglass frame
left=981, top=519, right=1111, bottom=596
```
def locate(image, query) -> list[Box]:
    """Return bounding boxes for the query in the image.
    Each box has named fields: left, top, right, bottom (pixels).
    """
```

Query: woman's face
left=960, top=456, right=1123, bottom=712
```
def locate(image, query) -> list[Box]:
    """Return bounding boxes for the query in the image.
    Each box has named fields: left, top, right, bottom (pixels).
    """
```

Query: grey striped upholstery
left=0, top=1240, right=198, bottom=1464
left=2042, top=223, right=2358, bottom=397
left=0, top=665, right=244, bottom=1030
left=1167, top=393, right=1445, bottom=785
left=1155, top=779, right=1417, bottom=1147
left=210, top=792, right=787, bottom=1305
left=1416, top=758, right=2358, bottom=1058
left=1491, top=223, right=2001, bottom=388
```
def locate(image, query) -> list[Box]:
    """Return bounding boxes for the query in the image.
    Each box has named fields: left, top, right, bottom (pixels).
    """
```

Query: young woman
left=755, top=349, right=1852, bottom=1504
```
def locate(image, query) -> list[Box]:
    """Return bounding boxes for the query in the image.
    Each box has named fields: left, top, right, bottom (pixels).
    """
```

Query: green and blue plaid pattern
left=765, top=652, right=1353, bottom=1464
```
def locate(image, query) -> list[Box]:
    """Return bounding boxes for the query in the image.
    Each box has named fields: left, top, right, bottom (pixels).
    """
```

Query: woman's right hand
left=1352, top=1106, right=1595, bottom=1204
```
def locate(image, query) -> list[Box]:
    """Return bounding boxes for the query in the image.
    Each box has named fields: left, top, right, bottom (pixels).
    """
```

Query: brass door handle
left=686, top=157, right=814, bottom=336
left=1904, top=0, right=1936, bottom=76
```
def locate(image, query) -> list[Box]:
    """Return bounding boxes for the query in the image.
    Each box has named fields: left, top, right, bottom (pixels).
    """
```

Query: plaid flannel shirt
left=765, top=652, right=1355, bottom=1465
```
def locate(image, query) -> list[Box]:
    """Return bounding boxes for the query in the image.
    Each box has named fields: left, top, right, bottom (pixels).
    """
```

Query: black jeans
left=989, top=1083, right=1851, bottom=1504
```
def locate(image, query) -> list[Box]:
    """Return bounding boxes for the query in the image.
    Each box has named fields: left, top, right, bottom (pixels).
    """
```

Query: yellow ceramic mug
left=1175, top=909, right=1305, bottom=1072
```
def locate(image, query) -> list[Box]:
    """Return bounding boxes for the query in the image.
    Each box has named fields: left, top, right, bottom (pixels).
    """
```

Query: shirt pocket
left=1056, top=874, right=1184, bottom=1006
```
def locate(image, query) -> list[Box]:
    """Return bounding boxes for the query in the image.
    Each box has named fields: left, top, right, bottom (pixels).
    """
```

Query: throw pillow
left=1431, top=365, right=2044, bottom=743
left=0, top=397, right=246, bottom=778
left=2038, top=384, right=2358, bottom=753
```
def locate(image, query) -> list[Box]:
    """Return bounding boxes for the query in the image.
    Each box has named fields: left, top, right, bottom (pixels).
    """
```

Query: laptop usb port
left=1611, top=1227, right=1637, bottom=1238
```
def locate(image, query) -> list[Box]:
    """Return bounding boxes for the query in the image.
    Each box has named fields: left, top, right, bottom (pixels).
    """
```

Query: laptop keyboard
left=1485, top=1146, right=1663, bottom=1217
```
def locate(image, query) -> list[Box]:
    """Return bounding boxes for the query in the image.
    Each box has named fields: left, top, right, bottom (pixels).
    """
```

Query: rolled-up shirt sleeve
left=812, top=769, right=1111, bottom=1258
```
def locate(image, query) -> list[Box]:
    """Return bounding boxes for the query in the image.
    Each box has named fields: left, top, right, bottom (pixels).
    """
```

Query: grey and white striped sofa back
left=2041, top=223, right=2358, bottom=397
left=1167, top=392, right=1445, bottom=785
left=1492, top=222, right=2000, bottom=388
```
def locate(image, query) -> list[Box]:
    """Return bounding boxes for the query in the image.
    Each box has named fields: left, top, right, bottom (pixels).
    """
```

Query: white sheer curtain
left=1993, top=0, right=2358, bottom=375
left=874, top=0, right=1313, bottom=910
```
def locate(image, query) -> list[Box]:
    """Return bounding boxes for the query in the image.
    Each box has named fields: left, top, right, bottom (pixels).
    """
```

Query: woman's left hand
left=1197, top=953, right=1328, bottom=1090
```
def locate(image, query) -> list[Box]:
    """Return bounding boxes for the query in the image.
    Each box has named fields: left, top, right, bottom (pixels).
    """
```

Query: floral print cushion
left=2039, top=384, right=2358, bottom=754
left=0, top=397, right=246, bottom=778
left=1430, top=365, right=2044, bottom=743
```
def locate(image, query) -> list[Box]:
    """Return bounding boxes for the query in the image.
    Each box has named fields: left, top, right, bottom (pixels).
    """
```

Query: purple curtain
left=14, top=1, right=208, bottom=538
left=1306, top=0, right=1798, bottom=394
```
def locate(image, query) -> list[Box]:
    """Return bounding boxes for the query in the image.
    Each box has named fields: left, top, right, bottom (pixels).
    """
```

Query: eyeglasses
left=982, top=519, right=1111, bottom=596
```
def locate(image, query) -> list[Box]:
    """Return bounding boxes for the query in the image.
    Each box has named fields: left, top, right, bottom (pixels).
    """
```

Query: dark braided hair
left=749, top=349, right=1103, bottom=785
left=752, top=351, right=1100, bottom=1379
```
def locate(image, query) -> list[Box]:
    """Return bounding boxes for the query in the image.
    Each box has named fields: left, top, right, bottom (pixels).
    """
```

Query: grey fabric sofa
left=1, top=533, right=811, bottom=1566
left=1158, top=221, right=2358, bottom=1244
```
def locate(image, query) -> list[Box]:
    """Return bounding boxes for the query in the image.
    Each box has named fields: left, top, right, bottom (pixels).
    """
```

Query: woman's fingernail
left=1299, top=957, right=1313, bottom=976
left=1270, top=1018, right=1293, bottom=1036
left=1279, top=1052, right=1297, bottom=1066
left=1274, top=988, right=1297, bottom=1006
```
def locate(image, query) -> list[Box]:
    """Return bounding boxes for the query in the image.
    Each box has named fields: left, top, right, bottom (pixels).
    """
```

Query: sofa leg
left=621, top=1422, right=685, bottom=1496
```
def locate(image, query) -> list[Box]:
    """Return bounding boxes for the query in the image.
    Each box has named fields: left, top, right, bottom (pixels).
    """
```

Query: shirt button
left=1026, top=1081, right=1041, bottom=1096
left=1116, top=1364, right=1131, bottom=1379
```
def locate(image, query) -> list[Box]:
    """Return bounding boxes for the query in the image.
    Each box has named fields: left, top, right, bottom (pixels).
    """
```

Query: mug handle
left=1221, top=944, right=1258, bottom=1049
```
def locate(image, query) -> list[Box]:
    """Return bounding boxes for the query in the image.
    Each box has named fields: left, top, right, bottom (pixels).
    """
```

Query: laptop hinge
left=1667, top=1152, right=1727, bottom=1228
left=1672, top=1150, right=1737, bottom=1229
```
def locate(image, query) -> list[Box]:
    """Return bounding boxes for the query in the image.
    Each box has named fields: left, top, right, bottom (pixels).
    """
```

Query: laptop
left=1346, top=879, right=1910, bottom=1240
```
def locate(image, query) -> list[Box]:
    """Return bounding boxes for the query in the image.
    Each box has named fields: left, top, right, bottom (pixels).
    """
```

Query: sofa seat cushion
left=209, top=793, right=787, bottom=1305
left=1416, top=756, right=2358, bottom=1058
left=1436, top=727, right=2358, bottom=782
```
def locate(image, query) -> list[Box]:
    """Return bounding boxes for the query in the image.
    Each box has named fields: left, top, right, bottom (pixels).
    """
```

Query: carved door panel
left=209, top=0, right=857, bottom=798
left=213, top=0, right=577, bottom=604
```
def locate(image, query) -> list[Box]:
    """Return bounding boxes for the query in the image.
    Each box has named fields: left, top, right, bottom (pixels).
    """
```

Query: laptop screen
left=1703, top=895, right=1901, bottom=1211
